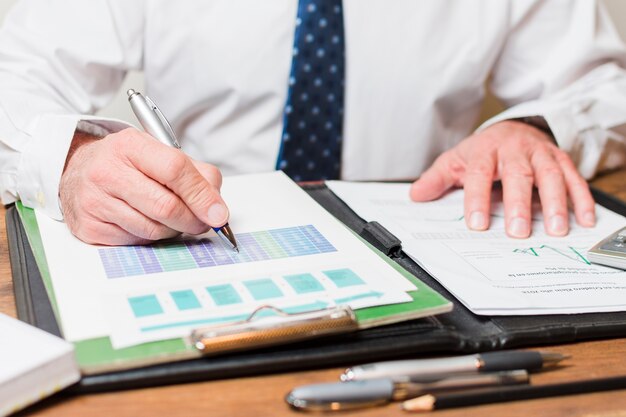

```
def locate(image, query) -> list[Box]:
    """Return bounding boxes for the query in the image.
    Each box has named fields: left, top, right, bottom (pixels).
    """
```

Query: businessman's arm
left=414, top=0, right=626, bottom=238
left=0, top=0, right=145, bottom=220
left=60, top=128, right=228, bottom=245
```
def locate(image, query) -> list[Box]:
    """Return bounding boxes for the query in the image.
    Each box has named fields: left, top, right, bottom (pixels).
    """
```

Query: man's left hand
left=409, top=120, right=596, bottom=238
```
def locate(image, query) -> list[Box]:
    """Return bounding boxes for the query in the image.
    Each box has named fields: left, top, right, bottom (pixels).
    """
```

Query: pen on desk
left=285, top=370, right=529, bottom=412
left=342, top=351, right=568, bottom=381
left=127, top=89, right=238, bottom=252
left=401, top=374, right=626, bottom=412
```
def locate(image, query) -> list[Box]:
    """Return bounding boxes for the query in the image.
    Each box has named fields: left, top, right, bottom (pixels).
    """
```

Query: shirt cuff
left=16, top=114, right=133, bottom=220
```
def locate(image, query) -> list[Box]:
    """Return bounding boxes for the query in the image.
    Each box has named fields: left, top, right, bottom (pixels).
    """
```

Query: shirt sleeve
left=479, top=0, right=626, bottom=179
left=0, top=0, right=144, bottom=219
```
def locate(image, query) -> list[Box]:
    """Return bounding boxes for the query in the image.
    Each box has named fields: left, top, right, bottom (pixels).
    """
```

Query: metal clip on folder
left=190, top=305, right=358, bottom=356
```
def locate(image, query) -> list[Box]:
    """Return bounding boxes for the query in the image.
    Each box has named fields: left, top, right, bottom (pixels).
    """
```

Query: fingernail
left=509, top=217, right=530, bottom=238
left=584, top=211, right=596, bottom=226
left=207, top=202, right=228, bottom=226
left=469, top=211, right=487, bottom=230
left=549, top=215, right=567, bottom=236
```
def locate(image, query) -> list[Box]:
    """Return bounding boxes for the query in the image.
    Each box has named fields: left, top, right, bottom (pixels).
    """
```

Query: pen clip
left=145, top=95, right=182, bottom=149
left=190, top=304, right=358, bottom=356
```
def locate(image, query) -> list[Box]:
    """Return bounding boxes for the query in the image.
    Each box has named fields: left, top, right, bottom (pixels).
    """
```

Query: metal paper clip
left=190, top=305, right=358, bottom=356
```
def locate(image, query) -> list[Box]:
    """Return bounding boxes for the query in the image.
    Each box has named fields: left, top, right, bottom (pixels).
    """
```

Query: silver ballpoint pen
left=341, top=351, right=568, bottom=381
left=127, top=89, right=238, bottom=252
left=286, top=371, right=529, bottom=411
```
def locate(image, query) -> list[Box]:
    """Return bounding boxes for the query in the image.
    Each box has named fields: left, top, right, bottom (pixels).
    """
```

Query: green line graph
left=513, top=245, right=591, bottom=265
left=423, top=213, right=542, bottom=223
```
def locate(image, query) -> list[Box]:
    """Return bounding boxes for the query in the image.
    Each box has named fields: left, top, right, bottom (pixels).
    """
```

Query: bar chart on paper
left=30, top=172, right=424, bottom=352
left=98, top=225, right=337, bottom=278
left=127, top=268, right=368, bottom=329
left=107, top=266, right=413, bottom=348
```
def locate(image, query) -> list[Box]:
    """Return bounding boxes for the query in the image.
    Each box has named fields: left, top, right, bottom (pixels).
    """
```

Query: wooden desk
left=3, top=171, right=626, bottom=417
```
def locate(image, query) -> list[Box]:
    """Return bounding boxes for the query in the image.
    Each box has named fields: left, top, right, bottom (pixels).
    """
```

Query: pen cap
left=480, top=351, right=543, bottom=372
left=286, top=380, right=393, bottom=411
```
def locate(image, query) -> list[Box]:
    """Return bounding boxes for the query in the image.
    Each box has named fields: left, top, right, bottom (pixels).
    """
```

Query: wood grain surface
left=3, top=170, right=626, bottom=417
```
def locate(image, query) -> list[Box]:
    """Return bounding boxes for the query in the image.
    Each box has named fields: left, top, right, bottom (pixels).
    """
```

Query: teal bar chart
left=123, top=268, right=370, bottom=334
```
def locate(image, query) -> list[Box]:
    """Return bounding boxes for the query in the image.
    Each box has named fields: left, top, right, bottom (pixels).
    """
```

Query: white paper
left=327, top=180, right=626, bottom=315
left=107, top=259, right=411, bottom=348
left=0, top=313, right=79, bottom=416
left=35, top=172, right=415, bottom=345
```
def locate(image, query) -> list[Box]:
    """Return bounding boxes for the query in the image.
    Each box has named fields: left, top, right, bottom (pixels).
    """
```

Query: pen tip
left=401, top=394, right=436, bottom=412
left=540, top=352, right=571, bottom=366
left=340, top=369, right=354, bottom=382
left=127, top=89, right=136, bottom=97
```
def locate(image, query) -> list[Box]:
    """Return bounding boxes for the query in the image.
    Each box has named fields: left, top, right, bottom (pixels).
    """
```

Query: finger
left=122, top=134, right=230, bottom=227
left=104, top=167, right=211, bottom=235
left=499, top=150, right=534, bottom=239
left=531, top=149, right=569, bottom=236
left=554, top=150, right=596, bottom=227
left=410, top=153, right=462, bottom=202
left=94, top=196, right=181, bottom=241
left=191, top=159, right=223, bottom=189
left=463, top=154, right=496, bottom=231
left=73, top=217, right=153, bottom=246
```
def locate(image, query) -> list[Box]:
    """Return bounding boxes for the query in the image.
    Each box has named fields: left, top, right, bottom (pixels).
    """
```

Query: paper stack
left=0, top=313, right=79, bottom=416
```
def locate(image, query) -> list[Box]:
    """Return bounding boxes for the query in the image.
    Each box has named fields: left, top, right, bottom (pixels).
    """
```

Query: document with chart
left=34, top=172, right=422, bottom=349
left=328, top=181, right=626, bottom=315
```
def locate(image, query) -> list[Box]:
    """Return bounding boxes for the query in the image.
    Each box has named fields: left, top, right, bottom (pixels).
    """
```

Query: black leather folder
left=6, top=184, right=626, bottom=393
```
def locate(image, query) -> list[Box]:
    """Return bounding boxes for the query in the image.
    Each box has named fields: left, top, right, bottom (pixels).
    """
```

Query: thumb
left=410, top=155, right=458, bottom=202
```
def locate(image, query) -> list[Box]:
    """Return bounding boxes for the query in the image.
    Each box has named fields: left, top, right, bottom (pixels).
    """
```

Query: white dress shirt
left=1, top=0, right=626, bottom=220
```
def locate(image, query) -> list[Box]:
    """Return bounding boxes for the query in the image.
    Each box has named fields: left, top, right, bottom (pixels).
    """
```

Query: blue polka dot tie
left=276, top=0, right=345, bottom=182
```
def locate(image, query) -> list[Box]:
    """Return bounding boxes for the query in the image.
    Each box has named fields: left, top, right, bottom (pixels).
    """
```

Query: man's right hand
left=59, top=128, right=229, bottom=245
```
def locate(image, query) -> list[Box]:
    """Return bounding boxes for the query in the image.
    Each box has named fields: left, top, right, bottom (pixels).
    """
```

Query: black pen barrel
left=480, top=351, right=544, bottom=372
left=434, top=375, right=626, bottom=410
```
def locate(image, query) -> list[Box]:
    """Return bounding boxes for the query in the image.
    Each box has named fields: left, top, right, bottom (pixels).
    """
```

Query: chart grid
left=99, top=225, right=336, bottom=278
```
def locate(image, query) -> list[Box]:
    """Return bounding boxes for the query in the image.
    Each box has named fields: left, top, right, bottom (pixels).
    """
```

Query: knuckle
left=152, top=193, right=183, bottom=220
left=109, top=129, right=144, bottom=159
left=161, top=152, right=188, bottom=183
left=77, top=193, right=100, bottom=215
left=108, top=131, right=131, bottom=153
left=538, top=165, right=564, bottom=181
left=208, top=165, right=223, bottom=187
left=545, top=203, right=568, bottom=217
left=189, top=222, right=211, bottom=235
left=467, top=162, right=493, bottom=178
left=85, top=165, right=110, bottom=187
left=501, top=163, right=533, bottom=180
left=554, top=149, right=574, bottom=165
left=142, top=222, right=168, bottom=241
left=74, top=220, right=101, bottom=244
left=571, top=176, right=590, bottom=189
left=186, top=183, right=219, bottom=210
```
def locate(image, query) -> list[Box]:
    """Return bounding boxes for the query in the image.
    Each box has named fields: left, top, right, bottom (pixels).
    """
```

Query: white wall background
left=1, top=0, right=626, bottom=124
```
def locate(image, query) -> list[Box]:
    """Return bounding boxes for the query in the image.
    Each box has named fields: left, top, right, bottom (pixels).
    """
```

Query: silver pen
left=286, top=370, right=529, bottom=412
left=342, top=351, right=568, bottom=381
left=127, top=89, right=238, bottom=252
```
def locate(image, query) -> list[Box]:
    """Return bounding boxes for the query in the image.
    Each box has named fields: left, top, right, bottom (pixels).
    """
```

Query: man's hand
left=59, top=128, right=228, bottom=245
left=410, top=120, right=596, bottom=238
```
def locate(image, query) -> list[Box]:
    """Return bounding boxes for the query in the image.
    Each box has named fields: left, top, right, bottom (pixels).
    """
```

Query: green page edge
left=15, top=202, right=451, bottom=372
